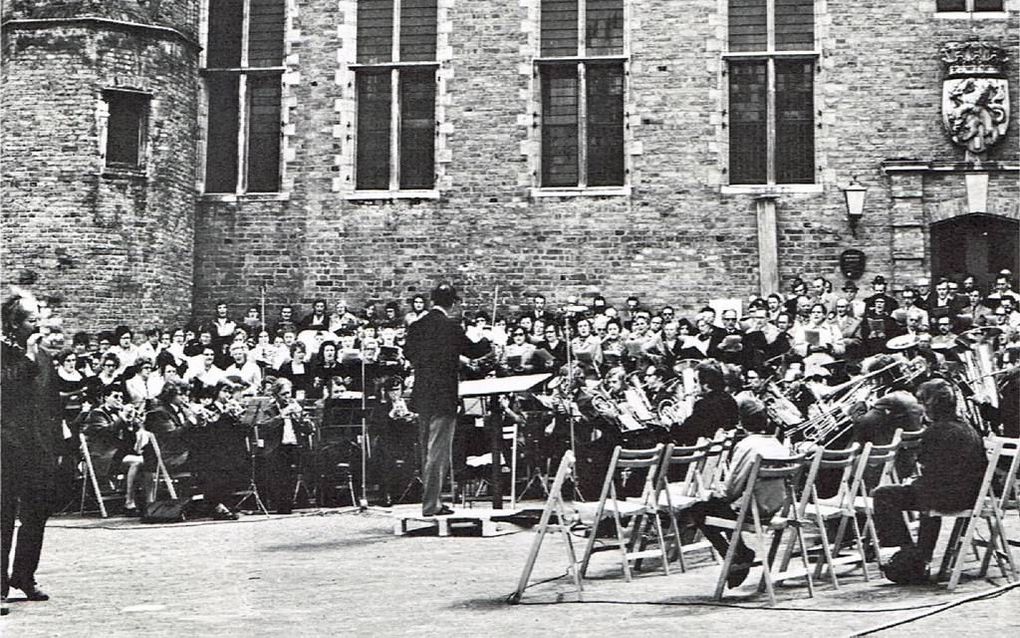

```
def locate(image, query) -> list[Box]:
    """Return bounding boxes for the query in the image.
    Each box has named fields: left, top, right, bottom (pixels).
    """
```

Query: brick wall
left=1, top=2, right=199, bottom=331
left=193, top=1, right=1017, bottom=322
left=4, top=1, right=1017, bottom=328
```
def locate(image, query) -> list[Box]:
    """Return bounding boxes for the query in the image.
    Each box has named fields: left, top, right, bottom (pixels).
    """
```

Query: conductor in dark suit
left=404, top=283, right=491, bottom=516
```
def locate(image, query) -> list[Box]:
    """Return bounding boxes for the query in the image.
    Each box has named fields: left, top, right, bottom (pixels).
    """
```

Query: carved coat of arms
left=941, top=41, right=1010, bottom=156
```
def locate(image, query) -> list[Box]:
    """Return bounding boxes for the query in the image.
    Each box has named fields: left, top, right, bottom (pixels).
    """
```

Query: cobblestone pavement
left=2, top=506, right=1018, bottom=637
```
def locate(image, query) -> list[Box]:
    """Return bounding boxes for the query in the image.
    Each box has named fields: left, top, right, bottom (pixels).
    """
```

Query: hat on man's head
left=872, top=275, right=887, bottom=285
left=430, top=282, right=460, bottom=308
left=842, top=281, right=859, bottom=292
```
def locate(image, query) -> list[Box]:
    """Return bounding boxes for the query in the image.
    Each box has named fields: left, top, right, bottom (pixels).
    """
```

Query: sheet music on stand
left=458, top=373, right=552, bottom=509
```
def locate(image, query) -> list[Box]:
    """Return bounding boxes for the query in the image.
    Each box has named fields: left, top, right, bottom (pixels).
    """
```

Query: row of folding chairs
left=531, top=428, right=1020, bottom=605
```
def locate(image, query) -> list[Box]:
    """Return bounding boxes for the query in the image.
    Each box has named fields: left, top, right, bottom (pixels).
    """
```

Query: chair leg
left=949, top=517, right=980, bottom=590
left=558, top=525, right=584, bottom=600
left=612, top=503, right=633, bottom=582
left=938, top=519, right=965, bottom=582
left=850, top=515, right=871, bottom=581
left=713, top=528, right=742, bottom=601
left=751, top=505, right=777, bottom=605
left=651, top=510, right=671, bottom=576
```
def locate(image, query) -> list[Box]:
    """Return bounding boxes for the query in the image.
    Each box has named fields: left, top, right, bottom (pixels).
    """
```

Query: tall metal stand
left=236, top=401, right=270, bottom=516
left=358, top=352, right=390, bottom=512
left=236, top=422, right=270, bottom=516
left=561, top=317, right=584, bottom=501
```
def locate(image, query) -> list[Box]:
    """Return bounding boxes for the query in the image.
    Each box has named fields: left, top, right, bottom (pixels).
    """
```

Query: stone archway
left=930, top=213, right=1019, bottom=292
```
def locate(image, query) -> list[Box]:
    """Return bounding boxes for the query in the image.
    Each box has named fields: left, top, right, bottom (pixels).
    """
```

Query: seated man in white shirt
left=183, top=346, right=226, bottom=387
left=680, top=397, right=791, bottom=589
left=223, top=342, right=263, bottom=396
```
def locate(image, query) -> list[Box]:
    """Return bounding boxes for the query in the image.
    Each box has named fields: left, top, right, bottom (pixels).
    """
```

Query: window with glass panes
left=936, top=0, right=1003, bottom=11
left=726, top=0, right=815, bottom=185
left=354, top=0, right=437, bottom=191
left=537, top=0, right=626, bottom=188
left=203, top=0, right=285, bottom=193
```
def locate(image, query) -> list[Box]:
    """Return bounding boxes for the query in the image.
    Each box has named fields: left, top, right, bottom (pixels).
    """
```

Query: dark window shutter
left=247, top=0, right=285, bottom=67
left=207, top=0, right=244, bottom=67
left=541, top=0, right=579, bottom=57
left=775, top=59, right=814, bottom=183
left=205, top=75, right=241, bottom=192
left=356, top=71, right=392, bottom=189
left=357, top=0, right=394, bottom=64
left=105, top=91, right=148, bottom=167
left=541, top=64, right=579, bottom=187
left=585, top=0, right=624, bottom=56
left=586, top=63, right=624, bottom=186
left=400, top=0, right=438, bottom=62
left=728, top=0, right=767, bottom=52
left=246, top=74, right=282, bottom=192
left=399, top=68, right=436, bottom=190
left=774, top=0, right=813, bottom=51
left=728, top=60, right=767, bottom=184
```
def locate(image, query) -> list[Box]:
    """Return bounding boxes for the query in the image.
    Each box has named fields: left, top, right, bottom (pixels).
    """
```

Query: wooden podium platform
left=392, top=504, right=526, bottom=537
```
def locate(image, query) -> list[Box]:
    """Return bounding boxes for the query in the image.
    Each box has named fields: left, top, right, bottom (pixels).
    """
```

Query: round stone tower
left=1, top=0, right=200, bottom=330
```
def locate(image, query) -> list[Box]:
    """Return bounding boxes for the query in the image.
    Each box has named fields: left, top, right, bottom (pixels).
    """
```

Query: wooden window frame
left=723, top=0, right=818, bottom=187
left=201, top=0, right=285, bottom=195
left=534, top=0, right=628, bottom=192
left=352, top=0, right=439, bottom=193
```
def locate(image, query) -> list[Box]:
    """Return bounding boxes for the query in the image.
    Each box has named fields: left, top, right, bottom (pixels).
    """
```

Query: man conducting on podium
left=404, top=283, right=491, bottom=517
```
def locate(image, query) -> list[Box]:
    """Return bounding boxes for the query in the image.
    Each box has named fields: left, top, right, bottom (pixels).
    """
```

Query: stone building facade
left=2, top=1, right=1018, bottom=328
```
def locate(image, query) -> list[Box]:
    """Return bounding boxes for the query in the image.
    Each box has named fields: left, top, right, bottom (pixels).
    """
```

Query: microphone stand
left=358, top=347, right=390, bottom=513
left=562, top=314, right=584, bottom=501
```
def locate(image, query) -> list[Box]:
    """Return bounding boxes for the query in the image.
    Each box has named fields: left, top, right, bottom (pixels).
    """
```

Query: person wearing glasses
left=85, top=353, right=125, bottom=404
left=502, top=326, right=537, bottom=374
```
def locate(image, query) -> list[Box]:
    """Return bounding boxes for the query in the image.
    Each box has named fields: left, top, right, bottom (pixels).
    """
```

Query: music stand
left=459, top=373, right=551, bottom=509
left=236, top=397, right=272, bottom=516
left=356, top=350, right=390, bottom=512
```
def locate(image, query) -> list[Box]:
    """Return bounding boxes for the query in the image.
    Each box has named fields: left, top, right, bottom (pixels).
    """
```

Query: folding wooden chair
left=148, top=433, right=179, bottom=501
left=890, top=428, right=923, bottom=485
left=509, top=451, right=583, bottom=604
left=936, top=436, right=1019, bottom=590
left=578, top=444, right=670, bottom=581
left=833, top=432, right=902, bottom=568
left=708, top=451, right=814, bottom=605
left=807, top=443, right=867, bottom=587
left=654, top=440, right=716, bottom=571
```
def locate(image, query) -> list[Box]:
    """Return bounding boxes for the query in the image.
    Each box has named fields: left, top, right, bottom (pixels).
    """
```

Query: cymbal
left=886, top=334, right=919, bottom=350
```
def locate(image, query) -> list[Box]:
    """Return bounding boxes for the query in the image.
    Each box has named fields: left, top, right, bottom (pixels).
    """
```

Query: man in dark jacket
left=872, top=379, right=987, bottom=570
left=671, top=363, right=739, bottom=445
left=2, top=289, right=61, bottom=602
left=404, top=283, right=490, bottom=516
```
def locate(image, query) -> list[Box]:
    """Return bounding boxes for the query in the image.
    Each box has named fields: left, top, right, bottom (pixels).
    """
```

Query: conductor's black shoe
left=9, top=580, right=49, bottom=601
left=424, top=506, right=455, bottom=517
left=123, top=506, right=141, bottom=517
left=212, top=506, right=239, bottom=521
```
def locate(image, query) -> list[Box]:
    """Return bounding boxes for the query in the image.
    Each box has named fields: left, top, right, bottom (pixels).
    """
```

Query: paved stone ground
left=2, top=505, right=1018, bottom=637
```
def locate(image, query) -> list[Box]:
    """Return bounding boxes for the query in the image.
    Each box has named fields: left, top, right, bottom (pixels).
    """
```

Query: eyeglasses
left=103, top=363, right=117, bottom=368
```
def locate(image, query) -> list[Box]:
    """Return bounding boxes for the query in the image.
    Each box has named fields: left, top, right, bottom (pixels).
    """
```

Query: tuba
left=656, top=378, right=685, bottom=427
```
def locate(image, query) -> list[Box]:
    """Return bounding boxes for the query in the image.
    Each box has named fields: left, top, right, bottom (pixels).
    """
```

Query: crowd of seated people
left=34, top=269, right=1020, bottom=522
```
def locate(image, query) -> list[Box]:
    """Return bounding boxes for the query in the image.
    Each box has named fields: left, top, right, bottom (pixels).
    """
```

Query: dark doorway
left=931, top=214, right=1020, bottom=291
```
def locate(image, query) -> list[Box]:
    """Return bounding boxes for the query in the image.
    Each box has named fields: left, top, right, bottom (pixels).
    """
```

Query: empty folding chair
left=654, top=440, right=715, bottom=571
left=578, top=444, right=670, bottom=581
left=806, top=442, right=866, bottom=587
